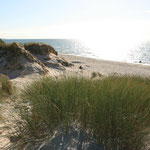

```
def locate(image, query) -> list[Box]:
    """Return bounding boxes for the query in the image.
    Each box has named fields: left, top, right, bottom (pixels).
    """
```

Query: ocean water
left=4, top=39, right=150, bottom=64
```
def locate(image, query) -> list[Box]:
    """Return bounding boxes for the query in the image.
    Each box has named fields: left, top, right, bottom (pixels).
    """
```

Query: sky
left=1, top=0, right=150, bottom=40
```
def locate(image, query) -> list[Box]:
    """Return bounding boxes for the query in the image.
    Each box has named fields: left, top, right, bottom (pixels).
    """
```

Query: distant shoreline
left=60, top=53, right=149, bottom=65
left=3, top=39, right=149, bottom=65
left=60, top=53, right=150, bottom=77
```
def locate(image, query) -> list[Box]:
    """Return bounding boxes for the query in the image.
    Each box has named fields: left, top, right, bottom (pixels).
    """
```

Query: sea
left=3, top=39, right=150, bottom=65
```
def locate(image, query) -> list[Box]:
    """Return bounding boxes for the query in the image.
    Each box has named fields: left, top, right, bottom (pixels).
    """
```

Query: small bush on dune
left=13, top=75, right=150, bottom=150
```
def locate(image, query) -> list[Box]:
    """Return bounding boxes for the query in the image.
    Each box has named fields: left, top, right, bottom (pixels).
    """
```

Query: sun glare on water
left=76, top=19, right=150, bottom=61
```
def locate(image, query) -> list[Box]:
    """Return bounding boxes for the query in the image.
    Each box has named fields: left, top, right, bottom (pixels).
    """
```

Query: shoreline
left=60, top=53, right=150, bottom=77
left=60, top=53, right=149, bottom=66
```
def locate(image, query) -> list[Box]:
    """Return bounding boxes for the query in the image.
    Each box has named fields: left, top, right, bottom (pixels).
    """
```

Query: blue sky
left=1, top=0, right=150, bottom=39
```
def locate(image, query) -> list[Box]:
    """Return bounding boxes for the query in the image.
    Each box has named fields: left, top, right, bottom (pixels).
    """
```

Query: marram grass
left=13, top=75, right=150, bottom=150
left=0, top=74, right=13, bottom=99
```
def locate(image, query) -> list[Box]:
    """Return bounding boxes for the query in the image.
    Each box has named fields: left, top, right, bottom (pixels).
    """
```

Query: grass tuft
left=91, top=71, right=103, bottom=78
left=0, top=74, right=13, bottom=96
left=0, top=74, right=13, bottom=121
left=12, top=75, right=150, bottom=150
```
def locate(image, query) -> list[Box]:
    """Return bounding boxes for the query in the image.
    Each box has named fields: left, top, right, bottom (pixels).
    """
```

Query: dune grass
left=0, top=39, right=6, bottom=46
left=12, top=75, right=150, bottom=150
left=0, top=74, right=13, bottom=99
left=24, top=42, right=58, bottom=55
left=0, top=39, right=23, bottom=59
left=0, top=74, right=13, bottom=122
left=0, top=39, right=11, bottom=50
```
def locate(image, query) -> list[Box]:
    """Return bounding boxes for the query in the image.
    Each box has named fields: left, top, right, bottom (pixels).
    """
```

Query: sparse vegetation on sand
left=24, top=42, right=58, bottom=55
left=0, top=40, right=49, bottom=76
left=11, top=75, right=150, bottom=150
left=0, top=39, right=57, bottom=56
left=0, top=39, right=21, bottom=54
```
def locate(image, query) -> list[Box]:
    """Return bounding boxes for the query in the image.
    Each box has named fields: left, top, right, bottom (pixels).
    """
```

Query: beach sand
left=11, top=54, right=150, bottom=88
left=60, top=54, right=150, bottom=77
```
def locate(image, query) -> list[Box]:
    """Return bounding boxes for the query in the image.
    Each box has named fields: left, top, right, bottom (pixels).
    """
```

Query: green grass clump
left=14, top=75, right=150, bottom=150
left=0, top=74, right=13, bottom=122
left=0, top=74, right=13, bottom=96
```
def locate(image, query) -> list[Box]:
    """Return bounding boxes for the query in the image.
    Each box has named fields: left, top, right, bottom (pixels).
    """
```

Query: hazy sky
left=1, top=0, right=150, bottom=39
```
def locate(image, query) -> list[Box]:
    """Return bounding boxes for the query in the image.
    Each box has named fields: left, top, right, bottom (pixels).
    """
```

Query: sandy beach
left=10, top=54, right=150, bottom=88
left=60, top=54, right=150, bottom=77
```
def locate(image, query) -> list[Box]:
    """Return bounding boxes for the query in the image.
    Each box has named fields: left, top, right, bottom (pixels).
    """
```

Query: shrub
left=13, top=75, right=150, bottom=150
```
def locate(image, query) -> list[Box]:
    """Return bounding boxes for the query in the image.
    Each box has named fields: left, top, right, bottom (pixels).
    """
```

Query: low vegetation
left=91, top=71, right=103, bottom=78
left=11, top=75, right=150, bottom=150
left=0, top=74, right=13, bottom=98
left=0, top=40, right=49, bottom=74
left=0, top=39, right=16, bottom=51
left=0, top=39, right=11, bottom=51
left=0, top=74, right=13, bottom=121
left=0, top=40, right=25, bottom=59
left=0, top=39, right=57, bottom=56
left=24, top=42, right=58, bottom=55
left=0, top=39, right=6, bottom=46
